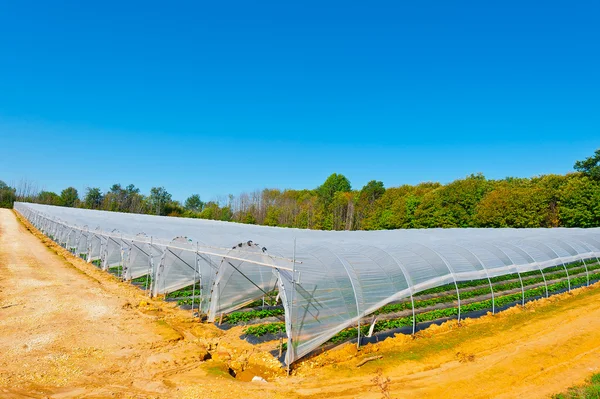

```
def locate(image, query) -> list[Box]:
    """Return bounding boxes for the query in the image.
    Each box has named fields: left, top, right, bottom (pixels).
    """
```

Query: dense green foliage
left=0, top=180, right=16, bottom=209
left=60, top=187, right=79, bottom=207
left=5, top=149, right=600, bottom=228
left=574, top=149, right=600, bottom=181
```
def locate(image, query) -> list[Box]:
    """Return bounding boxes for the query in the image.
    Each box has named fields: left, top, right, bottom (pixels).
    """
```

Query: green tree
left=60, top=187, right=79, bottom=207
left=242, top=212, right=257, bottom=224
left=414, top=174, right=492, bottom=228
left=83, top=187, right=103, bottom=209
left=574, top=149, right=600, bottom=180
left=264, top=206, right=281, bottom=226
left=104, top=183, right=144, bottom=213
left=316, top=173, right=352, bottom=206
left=315, top=173, right=352, bottom=230
left=474, top=185, right=554, bottom=227
left=219, top=206, right=233, bottom=221
left=37, top=191, right=60, bottom=205
left=331, top=191, right=356, bottom=230
left=0, top=181, right=16, bottom=208
left=359, top=180, right=385, bottom=203
left=198, top=202, right=219, bottom=219
left=559, top=176, right=600, bottom=227
left=164, top=200, right=185, bottom=217
left=355, top=180, right=385, bottom=228
left=184, top=194, right=204, bottom=212
left=148, top=187, right=172, bottom=216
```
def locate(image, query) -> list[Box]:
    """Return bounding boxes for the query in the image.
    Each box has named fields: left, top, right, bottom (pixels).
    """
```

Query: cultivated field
left=1, top=208, right=600, bottom=399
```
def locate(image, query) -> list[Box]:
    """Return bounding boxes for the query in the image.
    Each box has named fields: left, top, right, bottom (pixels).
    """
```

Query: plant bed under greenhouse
left=245, top=269, right=600, bottom=360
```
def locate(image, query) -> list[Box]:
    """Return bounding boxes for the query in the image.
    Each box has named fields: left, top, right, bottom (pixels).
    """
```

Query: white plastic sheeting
left=14, top=202, right=600, bottom=366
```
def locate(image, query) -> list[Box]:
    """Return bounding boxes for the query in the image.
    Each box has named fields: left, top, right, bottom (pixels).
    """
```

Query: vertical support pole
left=84, top=228, right=90, bottom=261
left=581, top=257, right=590, bottom=286
left=145, top=236, right=153, bottom=296
left=198, top=243, right=203, bottom=319
left=531, top=240, right=570, bottom=293
left=455, top=281, right=461, bottom=324
left=410, top=292, right=416, bottom=335
left=75, top=229, right=81, bottom=256
left=539, top=267, right=549, bottom=298
left=518, top=271, right=525, bottom=306
left=119, top=234, right=124, bottom=280
left=435, top=252, right=462, bottom=324
left=192, top=242, right=199, bottom=317
left=461, top=246, right=496, bottom=315
left=287, top=238, right=296, bottom=376
left=488, top=278, right=495, bottom=314
left=556, top=258, right=571, bottom=292
left=87, top=230, right=93, bottom=263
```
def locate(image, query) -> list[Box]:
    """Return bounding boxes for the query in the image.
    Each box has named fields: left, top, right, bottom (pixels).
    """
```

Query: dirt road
left=2, top=208, right=600, bottom=398
left=0, top=209, right=283, bottom=398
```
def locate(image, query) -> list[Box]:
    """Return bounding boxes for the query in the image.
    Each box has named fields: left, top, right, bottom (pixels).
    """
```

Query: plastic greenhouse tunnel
left=14, top=202, right=600, bottom=367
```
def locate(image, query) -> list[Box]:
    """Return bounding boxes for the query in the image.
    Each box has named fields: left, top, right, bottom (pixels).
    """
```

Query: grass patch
left=553, top=373, right=600, bottom=398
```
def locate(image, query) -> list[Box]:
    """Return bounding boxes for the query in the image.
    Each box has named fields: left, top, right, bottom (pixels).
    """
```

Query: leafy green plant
left=132, top=275, right=152, bottom=284
left=165, top=283, right=201, bottom=299
left=225, top=308, right=285, bottom=324
left=108, top=265, right=123, bottom=273
left=244, top=292, right=280, bottom=308
left=244, top=323, right=285, bottom=337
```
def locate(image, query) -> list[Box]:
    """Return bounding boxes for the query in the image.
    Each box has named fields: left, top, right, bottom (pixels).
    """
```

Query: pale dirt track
left=1, top=208, right=600, bottom=398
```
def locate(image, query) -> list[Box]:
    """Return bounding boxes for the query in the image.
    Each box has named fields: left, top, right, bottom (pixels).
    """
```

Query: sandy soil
left=1, top=208, right=600, bottom=398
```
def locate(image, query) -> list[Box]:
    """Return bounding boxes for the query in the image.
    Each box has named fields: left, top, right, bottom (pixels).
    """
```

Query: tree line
left=2, top=149, right=599, bottom=229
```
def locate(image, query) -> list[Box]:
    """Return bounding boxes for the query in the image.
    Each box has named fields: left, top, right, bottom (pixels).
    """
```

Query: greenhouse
left=14, top=202, right=600, bottom=367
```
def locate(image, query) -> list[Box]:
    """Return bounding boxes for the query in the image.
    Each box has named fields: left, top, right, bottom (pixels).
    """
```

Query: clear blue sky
left=0, top=1, right=598, bottom=202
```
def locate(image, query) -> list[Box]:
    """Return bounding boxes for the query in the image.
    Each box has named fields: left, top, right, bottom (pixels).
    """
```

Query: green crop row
left=243, top=322, right=286, bottom=337
left=327, top=270, right=600, bottom=344
left=241, top=268, right=600, bottom=341
left=165, top=283, right=201, bottom=299
left=415, top=261, right=599, bottom=298
left=380, top=266, right=599, bottom=317
left=132, top=275, right=152, bottom=284
left=225, top=308, right=285, bottom=325
left=108, top=265, right=123, bottom=273
left=244, top=292, right=280, bottom=308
